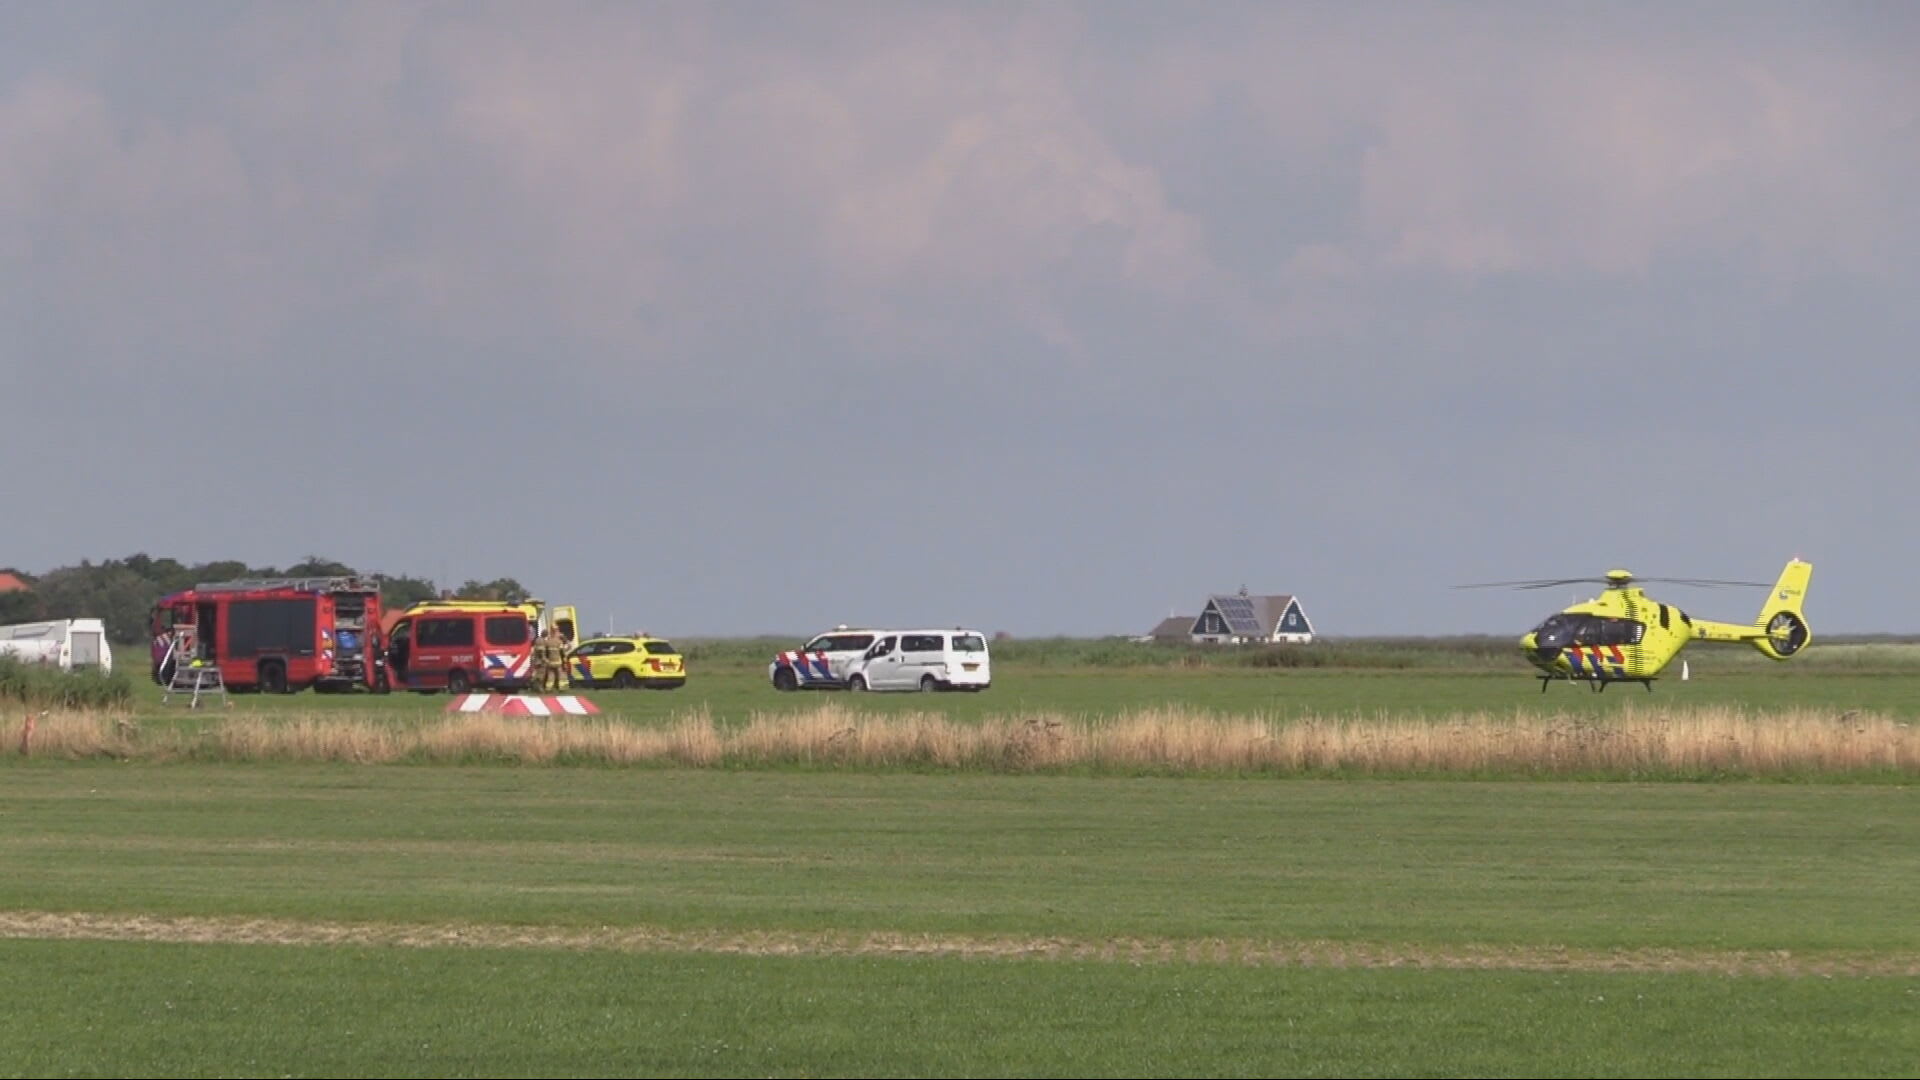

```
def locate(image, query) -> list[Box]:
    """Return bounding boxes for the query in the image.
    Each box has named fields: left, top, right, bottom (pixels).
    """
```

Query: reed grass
left=11, top=703, right=1916, bottom=778
left=0, top=656, right=132, bottom=709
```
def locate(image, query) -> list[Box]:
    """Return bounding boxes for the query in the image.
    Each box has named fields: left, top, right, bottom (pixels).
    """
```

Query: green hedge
left=0, top=656, right=133, bottom=709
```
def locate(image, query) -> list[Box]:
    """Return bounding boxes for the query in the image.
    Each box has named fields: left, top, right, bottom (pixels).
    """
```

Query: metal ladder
left=158, top=632, right=231, bottom=709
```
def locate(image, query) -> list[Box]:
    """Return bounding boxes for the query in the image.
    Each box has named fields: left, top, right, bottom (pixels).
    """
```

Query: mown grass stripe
left=5, top=911, right=1915, bottom=977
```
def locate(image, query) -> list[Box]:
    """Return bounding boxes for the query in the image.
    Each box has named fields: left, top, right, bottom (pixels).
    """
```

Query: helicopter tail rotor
left=1761, top=611, right=1811, bottom=658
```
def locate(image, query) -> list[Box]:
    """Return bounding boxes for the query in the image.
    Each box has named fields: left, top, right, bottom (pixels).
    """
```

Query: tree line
left=0, top=555, right=531, bottom=644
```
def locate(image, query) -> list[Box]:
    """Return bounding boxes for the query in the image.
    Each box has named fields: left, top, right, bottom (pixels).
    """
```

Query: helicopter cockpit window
left=1574, top=617, right=1644, bottom=647
left=1529, top=613, right=1584, bottom=648
left=1532, top=614, right=1572, bottom=635
left=1535, top=614, right=1643, bottom=647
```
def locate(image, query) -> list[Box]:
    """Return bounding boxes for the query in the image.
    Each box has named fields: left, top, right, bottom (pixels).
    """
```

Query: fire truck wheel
left=258, top=661, right=289, bottom=695
left=446, top=670, right=471, bottom=695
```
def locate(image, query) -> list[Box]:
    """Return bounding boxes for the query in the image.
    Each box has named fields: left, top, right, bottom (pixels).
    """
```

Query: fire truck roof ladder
left=193, top=576, right=377, bottom=594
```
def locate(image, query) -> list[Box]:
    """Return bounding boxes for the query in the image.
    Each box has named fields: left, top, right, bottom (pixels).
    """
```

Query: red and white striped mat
left=444, top=693, right=600, bottom=716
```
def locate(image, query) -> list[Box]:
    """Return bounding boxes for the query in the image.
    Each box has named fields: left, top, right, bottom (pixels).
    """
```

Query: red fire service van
left=380, top=600, right=539, bottom=694
left=150, top=577, right=383, bottom=693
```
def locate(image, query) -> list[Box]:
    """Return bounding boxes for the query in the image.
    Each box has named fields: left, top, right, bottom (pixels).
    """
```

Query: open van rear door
left=547, top=605, right=580, bottom=648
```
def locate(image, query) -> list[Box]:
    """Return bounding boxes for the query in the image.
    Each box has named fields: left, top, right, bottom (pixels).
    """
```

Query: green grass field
left=2, top=764, right=1916, bottom=1076
left=6, top=645, right=1919, bottom=1076
left=7, top=767, right=1917, bottom=948
left=70, top=632, right=1920, bottom=734
left=116, top=662, right=1920, bottom=726
left=6, top=941, right=1914, bottom=1078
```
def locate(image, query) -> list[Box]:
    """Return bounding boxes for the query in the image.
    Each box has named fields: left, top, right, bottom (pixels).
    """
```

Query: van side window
left=418, top=617, right=475, bottom=647
left=903, top=634, right=941, bottom=653
left=870, top=637, right=896, bottom=657
left=485, top=616, right=529, bottom=646
left=809, top=634, right=876, bottom=652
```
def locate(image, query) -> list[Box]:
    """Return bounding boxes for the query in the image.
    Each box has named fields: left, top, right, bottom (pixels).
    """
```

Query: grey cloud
left=3, top=3, right=1915, bottom=636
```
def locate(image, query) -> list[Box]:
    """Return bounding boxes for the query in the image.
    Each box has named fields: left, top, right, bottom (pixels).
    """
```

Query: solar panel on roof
left=1212, top=596, right=1263, bottom=634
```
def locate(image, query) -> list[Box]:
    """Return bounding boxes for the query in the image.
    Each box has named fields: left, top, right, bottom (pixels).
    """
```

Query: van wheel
left=447, top=670, right=471, bottom=694
left=613, top=669, right=637, bottom=689
left=919, top=674, right=938, bottom=692
left=773, top=667, right=798, bottom=692
left=848, top=675, right=867, bottom=692
left=258, top=661, right=289, bottom=695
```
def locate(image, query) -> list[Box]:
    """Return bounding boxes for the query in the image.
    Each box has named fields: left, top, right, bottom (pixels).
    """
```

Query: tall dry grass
left=9, top=704, right=1918, bottom=778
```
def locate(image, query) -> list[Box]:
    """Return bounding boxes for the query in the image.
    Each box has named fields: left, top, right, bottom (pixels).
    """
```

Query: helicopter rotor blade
left=1452, top=578, right=1609, bottom=590
left=1455, top=572, right=1774, bottom=591
left=1629, top=577, right=1771, bottom=588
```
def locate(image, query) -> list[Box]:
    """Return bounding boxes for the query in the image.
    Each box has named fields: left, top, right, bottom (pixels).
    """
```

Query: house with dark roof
left=1135, top=614, right=1195, bottom=643
left=1186, top=588, right=1315, bottom=644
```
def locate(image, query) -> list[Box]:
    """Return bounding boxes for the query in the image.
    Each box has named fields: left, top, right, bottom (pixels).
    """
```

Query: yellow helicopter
left=1457, top=558, right=1812, bottom=691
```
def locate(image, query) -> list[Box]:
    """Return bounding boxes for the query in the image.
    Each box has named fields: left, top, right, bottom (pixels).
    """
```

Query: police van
left=845, top=629, right=991, bottom=692
left=769, top=626, right=888, bottom=690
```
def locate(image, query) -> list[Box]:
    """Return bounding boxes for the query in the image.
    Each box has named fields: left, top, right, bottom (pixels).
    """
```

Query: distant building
left=1142, top=588, right=1316, bottom=645
left=0, top=572, right=30, bottom=594
left=1136, top=614, right=1195, bottom=644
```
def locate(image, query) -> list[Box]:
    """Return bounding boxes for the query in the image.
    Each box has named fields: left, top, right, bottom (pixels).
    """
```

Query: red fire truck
left=149, top=577, right=383, bottom=693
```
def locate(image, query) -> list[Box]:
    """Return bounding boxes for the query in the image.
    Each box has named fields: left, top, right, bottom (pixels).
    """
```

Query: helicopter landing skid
left=1541, top=675, right=1655, bottom=693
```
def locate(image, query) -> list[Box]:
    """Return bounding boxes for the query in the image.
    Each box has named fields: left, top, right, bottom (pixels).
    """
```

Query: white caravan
left=847, top=629, right=991, bottom=692
left=0, top=618, right=114, bottom=674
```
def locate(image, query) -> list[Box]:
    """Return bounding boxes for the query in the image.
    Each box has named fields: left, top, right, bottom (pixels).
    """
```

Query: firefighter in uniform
left=526, top=621, right=552, bottom=693
left=538, top=625, right=568, bottom=692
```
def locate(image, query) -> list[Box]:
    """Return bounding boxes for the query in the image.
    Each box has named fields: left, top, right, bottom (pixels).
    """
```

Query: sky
left=4, top=2, right=1917, bottom=638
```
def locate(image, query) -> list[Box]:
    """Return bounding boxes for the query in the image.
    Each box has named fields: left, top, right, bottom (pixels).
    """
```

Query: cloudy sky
left=5, top=2, right=1917, bottom=637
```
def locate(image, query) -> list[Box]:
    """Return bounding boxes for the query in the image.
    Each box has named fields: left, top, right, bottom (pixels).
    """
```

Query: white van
left=0, top=618, right=114, bottom=674
left=769, top=627, right=889, bottom=690
left=847, top=629, right=991, bottom=692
